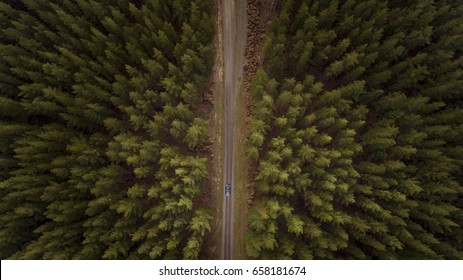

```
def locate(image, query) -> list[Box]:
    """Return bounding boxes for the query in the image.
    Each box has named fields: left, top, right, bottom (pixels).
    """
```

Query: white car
left=225, top=183, right=231, bottom=196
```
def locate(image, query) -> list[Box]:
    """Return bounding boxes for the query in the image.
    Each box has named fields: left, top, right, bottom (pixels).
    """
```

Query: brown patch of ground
left=196, top=0, right=225, bottom=260
left=233, top=0, right=278, bottom=259
left=242, top=0, right=278, bottom=211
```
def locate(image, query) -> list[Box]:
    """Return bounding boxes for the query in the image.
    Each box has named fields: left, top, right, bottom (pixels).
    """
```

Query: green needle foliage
left=0, top=0, right=214, bottom=259
left=246, top=0, right=463, bottom=259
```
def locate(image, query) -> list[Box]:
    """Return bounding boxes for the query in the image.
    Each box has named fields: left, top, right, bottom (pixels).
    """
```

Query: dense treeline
left=0, top=0, right=214, bottom=259
left=246, top=0, right=463, bottom=259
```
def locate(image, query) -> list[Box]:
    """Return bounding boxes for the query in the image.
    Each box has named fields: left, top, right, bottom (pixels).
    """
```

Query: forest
left=1, top=0, right=462, bottom=261
left=0, top=0, right=214, bottom=259
left=245, top=0, right=463, bottom=259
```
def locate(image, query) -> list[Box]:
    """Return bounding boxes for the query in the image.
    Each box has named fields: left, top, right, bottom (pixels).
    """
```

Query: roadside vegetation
left=0, top=0, right=214, bottom=259
left=246, top=0, right=463, bottom=259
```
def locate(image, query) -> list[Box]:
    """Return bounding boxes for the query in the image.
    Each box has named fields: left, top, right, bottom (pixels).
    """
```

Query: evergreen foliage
left=0, top=0, right=214, bottom=259
left=246, top=0, right=463, bottom=259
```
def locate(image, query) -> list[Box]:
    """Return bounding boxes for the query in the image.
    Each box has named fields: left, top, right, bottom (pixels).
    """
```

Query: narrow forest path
left=221, top=0, right=246, bottom=260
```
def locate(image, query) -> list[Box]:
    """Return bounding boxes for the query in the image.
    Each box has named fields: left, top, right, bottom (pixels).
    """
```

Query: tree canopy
left=0, top=0, right=214, bottom=259
left=246, top=0, right=463, bottom=259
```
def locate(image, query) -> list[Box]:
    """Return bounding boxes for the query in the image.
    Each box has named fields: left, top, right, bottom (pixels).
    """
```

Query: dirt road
left=221, top=0, right=246, bottom=260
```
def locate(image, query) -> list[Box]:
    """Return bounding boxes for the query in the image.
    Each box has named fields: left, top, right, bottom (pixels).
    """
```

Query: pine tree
left=0, top=0, right=215, bottom=259
left=246, top=0, right=463, bottom=259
